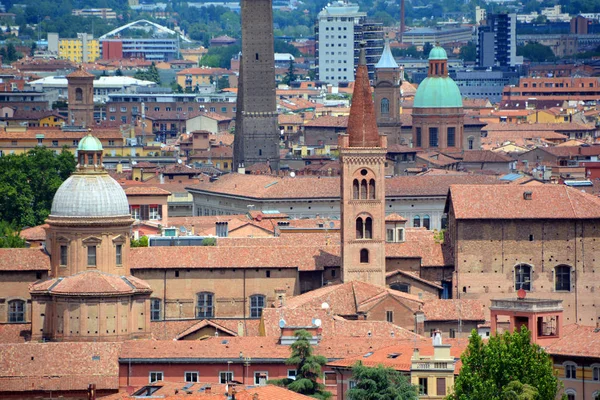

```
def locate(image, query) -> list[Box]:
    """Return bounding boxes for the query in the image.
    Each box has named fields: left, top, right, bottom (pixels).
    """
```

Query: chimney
left=205, top=386, right=211, bottom=394
left=414, top=311, right=425, bottom=335
left=523, top=191, right=533, bottom=200
left=116, top=162, right=123, bottom=173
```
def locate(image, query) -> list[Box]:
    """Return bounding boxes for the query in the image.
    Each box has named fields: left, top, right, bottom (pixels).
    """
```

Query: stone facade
left=67, top=68, right=95, bottom=127
left=233, top=0, right=279, bottom=171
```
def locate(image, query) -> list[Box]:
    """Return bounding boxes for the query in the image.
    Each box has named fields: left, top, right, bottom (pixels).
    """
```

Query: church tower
left=233, top=0, right=279, bottom=171
left=339, top=46, right=387, bottom=287
left=374, top=40, right=403, bottom=145
left=66, top=66, right=95, bottom=127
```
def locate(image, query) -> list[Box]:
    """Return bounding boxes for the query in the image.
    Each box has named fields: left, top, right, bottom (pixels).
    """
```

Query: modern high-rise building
left=476, top=13, right=523, bottom=68
left=232, top=0, right=280, bottom=171
left=316, top=1, right=383, bottom=84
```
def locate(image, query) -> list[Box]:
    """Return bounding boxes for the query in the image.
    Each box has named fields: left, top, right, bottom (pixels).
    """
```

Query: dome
left=78, top=134, right=103, bottom=152
left=50, top=173, right=130, bottom=218
left=413, top=77, right=463, bottom=108
left=428, top=46, right=448, bottom=60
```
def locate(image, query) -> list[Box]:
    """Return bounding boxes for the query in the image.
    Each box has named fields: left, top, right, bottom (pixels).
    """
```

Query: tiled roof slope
left=30, top=271, right=152, bottom=296
left=448, top=184, right=600, bottom=220
left=0, top=342, right=120, bottom=392
left=545, top=324, right=600, bottom=358
left=20, top=224, right=48, bottom=242
left=0, top=248, right=50, bottom=271
left=422, top=299, right=486, bottom=321
left=461, top=150, right=514, bottom=163
left=149, top=318, right=261, bottom=340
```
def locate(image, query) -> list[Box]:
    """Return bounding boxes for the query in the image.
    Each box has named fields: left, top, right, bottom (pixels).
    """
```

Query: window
left=131, top=206, right=140, bottom=220
left=567, top=394, right=575, bottom=400
left=109, top=106, right=116, bottom=112
left=565, top=363, right=577, bottom=379
left=149, top=205, right=160, bottom=220
left=413, top=215, right=421, bottom=228
left=397, top=228, right=404, bottom=242
left=149, top=371, right=163, bottom=383
left=447, top=127, right=456, bottom=147
left=120, top=106, right=127, bottom=112
left=391, top=283, right=410, bottom=293
left=555, top=265, right=571, bottom=291
left=185, top=371, right=199, bottom=382
left=423, top=215, right=430, bottom=230
left=250, top=294, right=265, bottom=318
left=386, top=310, right=393, bottom=323
left=197, top=292, right=214, bottom=318
left=8, top=300, right=25, bottom=323
left=87, top=245, right=97, bottom=266
left=360, top=249, right=369, bottom=263
left=150, top=299, right=161, bottom=321
left=108, top=140, right=115, bottom=146
left=429, top=127, right=438, bottom=147
left=324, top=372, right=336, bottom=386
left=416, top=127, right=422, bottom=147
left=593, top=365, right=600, bottom=381
left=419, top=377, right=428, bottom=395
left=436, top=378, right=446, bottom=396
left=52, top=140, right=58, bottom=147
left=369, top=179, right=375, bottom=199
left=386, top=228, right=394, bottom=242
left=287, top=370, right=297, bottom=380
left=219, top=371, right=233, bottom=384
left=254, top=371, right=268, bottom=385
left=449, top=328, right=456, bottom=338
left=380, top=98, right=390, bottom=114
left=60, top=245, right=68, bottom=266
left=515, top=264, right=532, bottom=291
left=349, top=380, right=357, bottom=389
left=468, top=136, right=474, bottom=150
left=75, top=88, right=83, bottom=101
left=115, top=244, right=122, bottom=265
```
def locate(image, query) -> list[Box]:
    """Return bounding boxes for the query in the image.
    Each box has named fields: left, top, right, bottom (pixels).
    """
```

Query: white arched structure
left=99, top=19, right=191, bottom=42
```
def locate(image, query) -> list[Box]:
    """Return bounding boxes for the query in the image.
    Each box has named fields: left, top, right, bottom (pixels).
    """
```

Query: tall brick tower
left=374, top=40, right=403, bottom=145
left=339, top=46, right=388, bottom=287
left=233, top=0, right=279, bottom=171
left=66, top=66, right=95, bottom=127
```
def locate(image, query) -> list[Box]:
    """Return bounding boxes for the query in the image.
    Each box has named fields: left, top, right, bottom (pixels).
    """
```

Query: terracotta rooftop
left=149, top=318, right=261, bottom=340
left=347, top=52, right=379, bottom=147
left=66, top=65, right=94, bottom=78
left=30, top=271, right=152, bottom=296
left=0, top=248, right=50, bottom=271
left=484, top=122, right=595, bottom=132
left=0, top=342, right=120, bottom=392
left=447, top=184, right=600, bottom=220
left=19, top=224, right=48, bottom=242
left=461, top=150, right=514, bottom=163
left=422, top=299, right=486, bottom=322
left=303, top=115, right=348, bottom=128
left=545, top=324, right=600, bottom=358
left=0, top=323, right=31, bottom=343
left=278, top=114, right=303, bottom=124
left=123, top=186, right=172, bottom=196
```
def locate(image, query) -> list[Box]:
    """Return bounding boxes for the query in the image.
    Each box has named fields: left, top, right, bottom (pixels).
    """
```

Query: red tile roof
left=278, top=114, right=303, bottom=124
left=30, top=271, right=151, bottom=296
left=0, top=323, right=31, bottom=343
left=304, top=115, right=348, bottom=128
left=124, top=186, right=172, bottom=196
left=150, top=318, right=261, bottom=340
left=0, top=342, right=120, bottom=392
left=448, top=184, right=600, bottom=220
left=422, top=299, right=486, bottom=321
left=461, top=150, right=514, bottom=163
left=545, top=324, right=600, bottom=358
left=347, top=59, right=379, bottom=147
left=66, top=66, right=94, bottom=78
left=20, top=224, right=48, bottom=242
left=0, top=248, right=50, bottom=271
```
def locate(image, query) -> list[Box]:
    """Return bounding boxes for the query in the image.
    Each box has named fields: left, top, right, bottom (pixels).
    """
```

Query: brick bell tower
left=66, top=66, right=95, bottom=128
left=374, top=40, right=403, bottom=145
left=339, top=45, right=388, bottom=287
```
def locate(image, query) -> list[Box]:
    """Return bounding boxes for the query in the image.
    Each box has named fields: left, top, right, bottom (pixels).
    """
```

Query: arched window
left=75, top=87, right=83, bottom=101
left=565, top=390, right=576, bottom=400
left=380, top=98, right=390, bottom=114
left=365, top=217, right=372, bottom=239
left=197, top=292, right=214, bottom=318
left=555, top=265, right=571, bottom=291
left=565, top=363, right=577, bottom=379
left=360, top=249, right=369, bottom=263
left=356, top=218, right=364, bottom=239
left=353, top=179, right=359, bottom=199
left=360, top=180, right=367, bottom=199
left=368, top=179, right=376, bottom=199
left=592, top=365, right=600, bottom=382
left=8, top=299, right=25, bottom=323
left=423, top=215, right=431, bottom=230
left=413, top=215, right=421, bottom=228
left=515, top=264, right=532, bottom=291
left=250, top=294, right=265, bottom=318
left=468, top=136, right=474, bottom=150
left=150, top=299, right=162, bottom=321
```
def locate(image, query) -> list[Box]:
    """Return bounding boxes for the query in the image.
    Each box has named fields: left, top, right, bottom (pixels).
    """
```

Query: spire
left=375, top=40, right=399, bottom=69
left=347, top=44, right=380, bottom=148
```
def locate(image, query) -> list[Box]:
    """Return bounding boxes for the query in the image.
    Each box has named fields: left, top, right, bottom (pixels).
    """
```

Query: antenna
left=321, top=302, right=329, bottom=310
left=314, top=319, right=322, bottom=327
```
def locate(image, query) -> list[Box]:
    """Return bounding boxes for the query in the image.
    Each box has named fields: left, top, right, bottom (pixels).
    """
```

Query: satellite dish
left=314, top=318, right=322, bottom=327
left=290, top=171, right=296, bottom=178
left=279, top=319, right=286, bottom=328
left=321, top=302, right=330, bottom=310
left=177, top=159, right=183, bottom=164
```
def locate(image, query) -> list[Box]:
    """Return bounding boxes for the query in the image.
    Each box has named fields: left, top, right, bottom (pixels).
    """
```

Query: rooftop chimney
left=523, top=191, right=533, bottom=200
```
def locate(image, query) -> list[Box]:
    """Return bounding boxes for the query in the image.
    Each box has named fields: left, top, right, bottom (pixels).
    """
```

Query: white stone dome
left=50, top=173, right=130, bottom=218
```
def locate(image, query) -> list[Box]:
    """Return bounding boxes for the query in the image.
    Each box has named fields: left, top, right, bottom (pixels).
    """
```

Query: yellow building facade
left=58, top=38, right=100, bottom=63
left=410, top=335, right=456, bottom=399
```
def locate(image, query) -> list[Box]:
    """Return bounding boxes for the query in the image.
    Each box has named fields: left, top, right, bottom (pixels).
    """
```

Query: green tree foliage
left=201, top=237, right=216, bottom=246
left=501, top=381, right=539, bottom=400
left=517, top=43, right=556, bottom=63
left=0, top=147, right=76, bottom=228
left=347, top=362, right=418, bottom=400
left=422, top=42, right=433, bottom=58
left=283, top=57, right=297, bottom=85
left=286, top=330, right=331, bottom=400
left=0, top=221, right=26, bottom=248
left=274, top=39, right=301, bottom=57
left=200, top=45, right=240, bottom=69
left=131, top=236, right=149, bottom=247
left=459, top=42, right=477, bottom=62
left=392, top=46, right=420, bottom=58
left=450, top=328, right=561, bottom=400
left=115, top=68, right=123, bottom=76
left=134, top=62, right=161, bottom=84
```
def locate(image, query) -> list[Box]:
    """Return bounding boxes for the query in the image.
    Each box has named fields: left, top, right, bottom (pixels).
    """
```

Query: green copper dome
left=428, top=46, right=448, bottom=60
left=78, top=134, right=103, bottom=151
left=413, top=77, right=463, bottom=108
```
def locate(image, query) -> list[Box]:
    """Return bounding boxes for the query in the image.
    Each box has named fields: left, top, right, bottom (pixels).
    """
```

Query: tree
left=501, top=381, right=539, bottom=400
left=134, top=62, right=160, bottom=84
left=115, top=68, right=123, bottom=76
left=0, top=221, right=26, bottom=248
left=286, top=330, right=331, bottom=399
left=422, top=42, right=433, bottom=58
left=347, top=363, right=418, bottom=400
left=450, top=328, right=562, bottom=400
left=131, top=236, right=149, bottom=247
left=517, top=43, right=556, bottom=62
left=30, top=41, right=37, bottom=57
left=283, top=57, right=297, bottom=86
left=459, top=42, right=477, bottom=62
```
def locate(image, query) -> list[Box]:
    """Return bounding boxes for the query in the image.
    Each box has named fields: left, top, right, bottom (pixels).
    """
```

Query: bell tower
left=339, top=46, right=387, bottom=287
left=374, top=40, right=403, bottom=145
left=67, top=66, right=95, bottom=128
